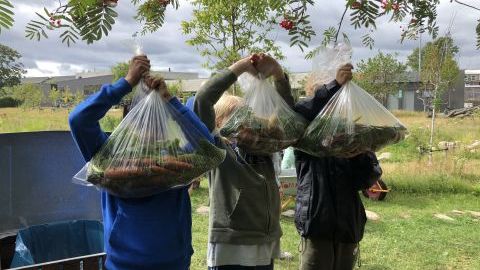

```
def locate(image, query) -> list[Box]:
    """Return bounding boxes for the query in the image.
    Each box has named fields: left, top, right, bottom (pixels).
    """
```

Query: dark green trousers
left=299, top=238, right=358, bottom=270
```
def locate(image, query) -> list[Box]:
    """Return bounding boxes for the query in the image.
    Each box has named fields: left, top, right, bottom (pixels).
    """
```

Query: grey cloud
left=276, top=0, right=480, bottom=70
left=2, top=0, right=479, bottom=77
left=2, top=0, right=205, bottom=75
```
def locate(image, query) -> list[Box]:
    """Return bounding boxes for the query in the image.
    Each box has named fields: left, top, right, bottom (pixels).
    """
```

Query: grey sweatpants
left=299, top=238, right=358, bottom=270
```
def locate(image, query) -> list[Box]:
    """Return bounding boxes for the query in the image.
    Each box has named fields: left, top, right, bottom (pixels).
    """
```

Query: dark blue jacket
left=294, top=81, right=382, bottom=243
left=69, top=78, right=213, bottom=270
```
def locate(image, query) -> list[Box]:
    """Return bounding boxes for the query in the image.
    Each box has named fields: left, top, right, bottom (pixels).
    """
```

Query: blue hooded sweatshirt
left=69, top=78, right=213, bottom=270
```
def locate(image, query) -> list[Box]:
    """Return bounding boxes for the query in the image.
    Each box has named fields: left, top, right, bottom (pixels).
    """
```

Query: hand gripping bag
left=73, top=80, right=226, bottom=198
left=219, top=73, right=307, bottom=155
left=295, top=43, right=407, bottom=157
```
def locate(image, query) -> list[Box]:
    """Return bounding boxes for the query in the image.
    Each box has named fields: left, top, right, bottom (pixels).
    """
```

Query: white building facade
left=465, top=70, right=480, bottom=106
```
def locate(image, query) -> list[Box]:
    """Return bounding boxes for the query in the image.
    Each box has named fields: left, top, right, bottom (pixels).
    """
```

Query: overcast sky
left=1, top=0, right=479, bottom=78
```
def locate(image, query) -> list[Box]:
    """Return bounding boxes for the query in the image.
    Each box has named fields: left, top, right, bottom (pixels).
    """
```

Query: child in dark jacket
left=293, top=65, right=383, bottom=270
left=69, top=55, right=214, bottom=270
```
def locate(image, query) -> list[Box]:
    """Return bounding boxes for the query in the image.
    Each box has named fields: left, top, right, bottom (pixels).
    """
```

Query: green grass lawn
left=189, top=183, right=480, bottom=270
left=0, top=107, right=122, bottom=133
left=1, top=108, right=479, bottom=269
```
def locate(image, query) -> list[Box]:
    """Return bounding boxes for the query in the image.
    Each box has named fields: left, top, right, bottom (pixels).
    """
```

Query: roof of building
left=465, top=70, right=480, bottom=75
left=398, top=71, right=420, bottom=83
left=165, top=72, right=313, bottom=93
left=43, top=76, right=77, bottom=84
left=21, top=77, right=50, bottom=84
left=151, top=71, right=199, bottom=80
left=22, top=70, right=199, bottom=84
left=23, top=69, right=452, bottom=95
left=75, top=71, right=112, bottom=78
left=169, top=78, right=207, bottom=92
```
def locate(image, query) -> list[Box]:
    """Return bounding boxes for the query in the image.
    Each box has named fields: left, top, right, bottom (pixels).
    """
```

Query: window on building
left=466, top=74, right=480, bottom=85
left=466, top=74, right=480, bottom=83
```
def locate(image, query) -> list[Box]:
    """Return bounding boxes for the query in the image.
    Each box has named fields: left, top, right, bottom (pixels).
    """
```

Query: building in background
left=286, top=71, right=466, bottom=112
left=464, top=70, right=480, bottom=106
left=385, top=70, right=465, bottom=112
left=385, top=72, right=424, bottom=111
left=21, top=69, right=470, bottom=111
left=21, top=70, right=199, bottom=105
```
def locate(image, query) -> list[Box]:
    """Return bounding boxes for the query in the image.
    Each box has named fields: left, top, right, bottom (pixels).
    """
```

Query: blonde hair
left=214, top=94, right=243, bottom=128
left=305, top=72, right=333, bottom=97
left=304, top=73, right=317, bottom=97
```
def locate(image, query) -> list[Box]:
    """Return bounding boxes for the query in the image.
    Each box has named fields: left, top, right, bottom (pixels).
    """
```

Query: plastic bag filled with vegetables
left=219, top=73, right=307, bottom=155
left=73, top=79, right=226, bottom=198
left=295, top=43, right=407, bottom=158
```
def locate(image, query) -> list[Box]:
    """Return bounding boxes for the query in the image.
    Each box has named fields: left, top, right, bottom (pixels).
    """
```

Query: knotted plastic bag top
left=311, top=42, right=353, bottom=85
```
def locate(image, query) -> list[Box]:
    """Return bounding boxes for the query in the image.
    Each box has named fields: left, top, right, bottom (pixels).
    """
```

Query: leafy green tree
left=48, top=87, right=62, bottom=107
left=8, top=0, right=480, bottom=50
left=22, top=0, right=179, bottom=46
left=167, top=80, right=182, bottom=97
left=61, top=86, right=74, bottom=107
left=73, top=89, right=85, bottom=105
left=0, top=0, right=14, bottom=34
left=100, top=115, right=122, bottom=131
left=0, top=85, right=19, bottom=107
left=111, top=62, right=129, bottom=82
left=302, top=0, right=480, bottom=57
left=406, top=36, right=460, bottom=111
left=111, top=62, right=135, bottom=107
left=181, top=0, right=285, bottom=70
left=11, top=84, right=44, bottom=109
left=355, top=51, right=407, bottom=105
left=407, top=36, right=459, bottom=156
left=0, top=44, right=26, bottom=88
left=407, top=37, right=459, bottom=72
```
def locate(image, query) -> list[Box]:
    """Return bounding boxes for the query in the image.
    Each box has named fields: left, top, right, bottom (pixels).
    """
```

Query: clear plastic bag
left=219, top=73, right=307, bottom=155
left=311, top=42, right=353, bottom=85
left=295, top=43, right=407, bottom=158
left=73, top=82, right=226, bottom=198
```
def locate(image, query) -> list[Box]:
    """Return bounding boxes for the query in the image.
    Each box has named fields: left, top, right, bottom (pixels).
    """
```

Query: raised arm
left=69, top=56, right=149, bottom=161
left=294, top=81, right=342, bottom=121
left=143, top=75, right=214, bottom=144
left=193, top=57, right=257, bottom=132
left=274, top=75, right=295, bottom=108
left=294, top=64, right=354, bottom=121
left=254, top=53, right=295, bottom=108
left=69, top=79, right=132, bottom=161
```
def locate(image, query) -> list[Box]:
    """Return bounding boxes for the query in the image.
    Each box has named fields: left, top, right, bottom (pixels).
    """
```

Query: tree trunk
left=428, top=84, right=438, bottom=165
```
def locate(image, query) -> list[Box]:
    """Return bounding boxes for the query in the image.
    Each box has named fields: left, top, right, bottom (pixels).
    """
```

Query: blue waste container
left=10, top=220, right=103, bottom=268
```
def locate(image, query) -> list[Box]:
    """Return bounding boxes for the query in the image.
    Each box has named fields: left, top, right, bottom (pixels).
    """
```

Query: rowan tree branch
left=453, top=0, right=480, bottom=11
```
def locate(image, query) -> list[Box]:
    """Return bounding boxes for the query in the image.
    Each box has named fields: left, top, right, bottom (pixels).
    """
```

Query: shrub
left=0, top=97, right=20, bottom=108
left=100, top=115, right=121, bottom=132
left=10, top=84, right=44, bottom=109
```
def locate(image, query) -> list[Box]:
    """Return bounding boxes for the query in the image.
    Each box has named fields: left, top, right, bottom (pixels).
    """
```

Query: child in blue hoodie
left=69, top=55, right=214, bottom=270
